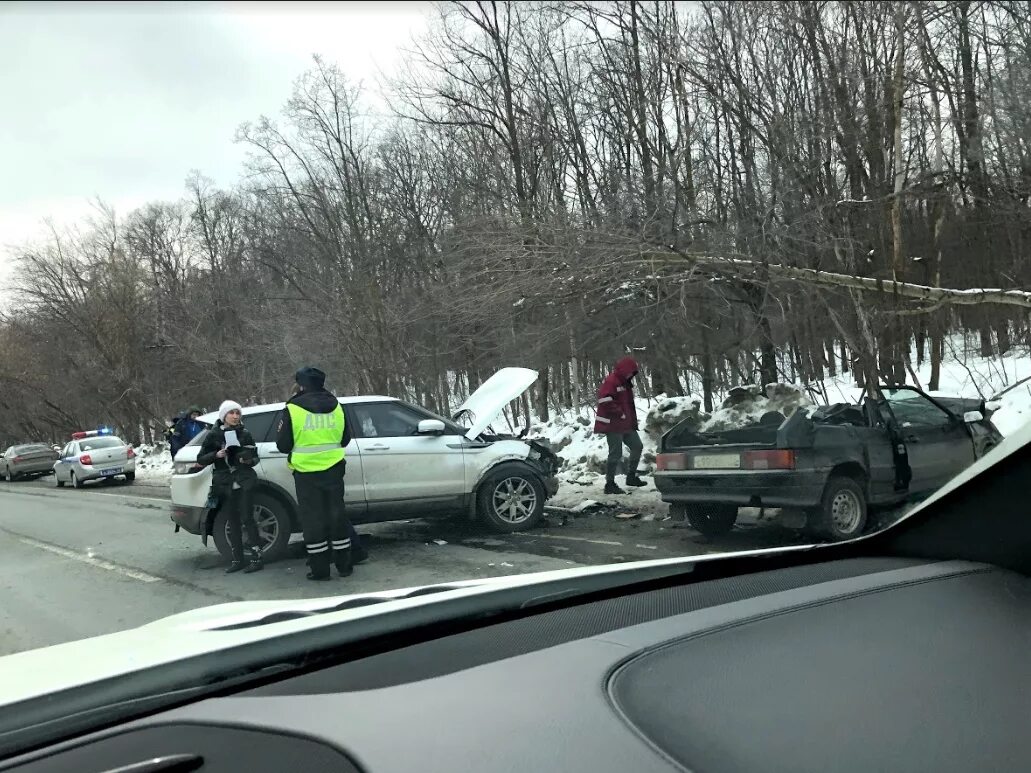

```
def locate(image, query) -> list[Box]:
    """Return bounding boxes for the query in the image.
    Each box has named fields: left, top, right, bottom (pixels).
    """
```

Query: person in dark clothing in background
left=594, top=356, right=647, bottom=495
left=276, top=366, right=365, bottom=581
left=164, top=416, right=180, bottom=450
left=170, top=406, right=205, bottom=458
left=197, top=400, right=263, bottom=574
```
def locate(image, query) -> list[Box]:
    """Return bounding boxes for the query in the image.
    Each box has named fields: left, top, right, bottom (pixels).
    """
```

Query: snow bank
left=700, top=383, right=810, bottom=433
left=643, top=396, right=704, bottom=437
left=132, top=443, right=174, bottom=484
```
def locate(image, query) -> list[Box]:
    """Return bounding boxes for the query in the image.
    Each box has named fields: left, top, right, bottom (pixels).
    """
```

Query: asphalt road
left=0, top=476, right=809, bottom=657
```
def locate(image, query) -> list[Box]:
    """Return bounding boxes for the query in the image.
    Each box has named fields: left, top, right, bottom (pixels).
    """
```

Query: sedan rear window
left=13, top=444, right=51, bottom=454
left=79, top=437, right=124, bottom=451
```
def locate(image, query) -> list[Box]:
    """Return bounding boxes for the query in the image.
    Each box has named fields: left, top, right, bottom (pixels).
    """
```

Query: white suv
left=169, top=368, right=561, bottom=561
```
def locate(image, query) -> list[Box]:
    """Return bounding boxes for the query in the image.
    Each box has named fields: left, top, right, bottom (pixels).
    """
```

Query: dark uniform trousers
left=294, top=460, right=355, bottom=576
left=213, top=479, right=261, bottom=559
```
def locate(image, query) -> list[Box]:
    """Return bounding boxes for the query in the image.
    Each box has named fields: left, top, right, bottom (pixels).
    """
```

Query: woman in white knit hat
left=197, top=399, right=263, bottom=573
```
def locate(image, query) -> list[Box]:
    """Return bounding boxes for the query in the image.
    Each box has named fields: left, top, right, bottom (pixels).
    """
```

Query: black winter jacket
left=198, top=420, right=259, bottom=489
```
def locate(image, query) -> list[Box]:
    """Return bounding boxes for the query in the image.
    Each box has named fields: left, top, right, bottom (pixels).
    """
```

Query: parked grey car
left=54, top=433, right=136, bottom=488
left=0, top=444, right=60, bottom=481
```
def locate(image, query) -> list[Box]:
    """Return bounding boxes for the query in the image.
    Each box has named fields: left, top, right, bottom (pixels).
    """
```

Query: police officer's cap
left=295, top=366, right=326, bottom=390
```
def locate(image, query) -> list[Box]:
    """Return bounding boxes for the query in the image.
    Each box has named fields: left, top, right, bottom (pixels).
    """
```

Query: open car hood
left=453, top=367, right=538, bottom=440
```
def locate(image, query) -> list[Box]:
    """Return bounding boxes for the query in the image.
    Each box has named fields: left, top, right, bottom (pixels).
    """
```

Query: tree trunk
left=929, top=327, right=944, bottom=392
left=567, top=313, right=581, bottom=409
left=536, top=368, right=550, bottom=423
left=701, top=324, right=715, bottom=413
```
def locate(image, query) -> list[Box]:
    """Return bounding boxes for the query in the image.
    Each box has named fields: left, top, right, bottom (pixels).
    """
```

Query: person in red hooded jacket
left=594, top=356, right=647, bottom=494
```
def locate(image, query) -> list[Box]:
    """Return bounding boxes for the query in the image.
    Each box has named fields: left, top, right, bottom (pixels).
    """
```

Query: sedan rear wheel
left=71, top=471, right=83, bottom=489
left=813, top=476, right=867, bottom=541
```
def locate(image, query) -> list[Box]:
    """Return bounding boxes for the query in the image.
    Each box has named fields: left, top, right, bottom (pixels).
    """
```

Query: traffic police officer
left=276, top=366, right=364, bottom=581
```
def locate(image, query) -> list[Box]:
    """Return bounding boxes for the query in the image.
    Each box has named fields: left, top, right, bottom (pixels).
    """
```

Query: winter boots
left=335, top=547, right=353, bottom=578
left=306, top=550, right=332, bottom=581
left=226, top=549, right=263, bottom=574
left=243, top=549, right=263, bottom=573
left=605, top=459, right=625, bottom=495
left=606, top=458, right=648, bottom=494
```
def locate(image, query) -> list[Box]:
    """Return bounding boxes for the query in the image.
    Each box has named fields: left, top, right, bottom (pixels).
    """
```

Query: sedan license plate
left=101, top=467, right=122, bottom=476
left=692, top=454, right=741, bottom=470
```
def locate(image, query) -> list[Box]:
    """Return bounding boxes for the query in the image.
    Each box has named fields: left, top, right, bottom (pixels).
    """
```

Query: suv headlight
left=173, top=461, right=197, bottom=475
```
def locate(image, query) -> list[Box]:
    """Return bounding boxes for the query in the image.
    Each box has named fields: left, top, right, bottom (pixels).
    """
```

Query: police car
left=170, top=368, right=562, bottom=561
left=53, top=429, right=137, bottom=488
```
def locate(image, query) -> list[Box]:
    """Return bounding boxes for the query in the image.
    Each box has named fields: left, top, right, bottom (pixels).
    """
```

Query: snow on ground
left=132, top=444, right=174, bottom=484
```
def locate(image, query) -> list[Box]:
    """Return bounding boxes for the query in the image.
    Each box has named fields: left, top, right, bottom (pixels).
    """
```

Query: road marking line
left=18, top=537, right=163, bottom=583
left=513, top=533, right=623, bottom=547
left=0, top=486, right=168, bottom=508
left=635, top=544, right=659, bottom=550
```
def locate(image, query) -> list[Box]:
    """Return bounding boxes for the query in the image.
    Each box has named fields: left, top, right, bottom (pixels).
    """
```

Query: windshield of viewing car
left=0, top=0, right=1028, bottom=748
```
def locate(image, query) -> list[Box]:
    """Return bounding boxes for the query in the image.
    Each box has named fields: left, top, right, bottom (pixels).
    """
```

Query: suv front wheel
left=477, top=463, right=546, bottom=533
left=212, top=491, right=292, bottom=562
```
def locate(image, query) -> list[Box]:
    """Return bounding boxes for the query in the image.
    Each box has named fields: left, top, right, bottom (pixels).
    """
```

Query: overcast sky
left=0, top=1, right=431, bottom=286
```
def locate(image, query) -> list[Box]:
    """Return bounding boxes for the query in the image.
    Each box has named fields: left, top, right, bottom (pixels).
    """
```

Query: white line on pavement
left=513, top=533, right=623, bottom=547
left=18, top=537, right=163, bottom=583
left=0, top=486, right=168, bottom=507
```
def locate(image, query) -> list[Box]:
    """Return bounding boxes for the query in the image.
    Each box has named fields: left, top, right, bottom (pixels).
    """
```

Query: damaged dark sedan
left=653, top=385, right=1003, bottom=541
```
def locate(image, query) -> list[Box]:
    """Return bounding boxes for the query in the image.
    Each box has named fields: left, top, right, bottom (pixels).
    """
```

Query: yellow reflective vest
left=286, top=403, right=346, bottom=472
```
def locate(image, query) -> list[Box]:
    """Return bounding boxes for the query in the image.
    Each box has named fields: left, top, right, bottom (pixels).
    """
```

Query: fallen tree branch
left=653, top=244, right=1031, bottom=310
left=991, top=373, right=1031, bottom=402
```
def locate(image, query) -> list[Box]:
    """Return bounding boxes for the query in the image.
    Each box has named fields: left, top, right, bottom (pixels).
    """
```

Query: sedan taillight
left=126, top=447, right=136, bottom=459
left=741, top=450, right=795, bottom=470
left=80, top=454, right=93, bottom=466
left=655, top=452, right=689, bottom=471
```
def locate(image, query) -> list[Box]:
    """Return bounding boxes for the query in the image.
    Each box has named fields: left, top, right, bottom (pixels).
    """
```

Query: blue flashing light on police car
left=70, top=428, right=114, bottom=440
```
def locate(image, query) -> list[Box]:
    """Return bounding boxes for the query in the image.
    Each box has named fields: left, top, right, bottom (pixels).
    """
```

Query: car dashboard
left=3, top=555, right=1029, bottom=773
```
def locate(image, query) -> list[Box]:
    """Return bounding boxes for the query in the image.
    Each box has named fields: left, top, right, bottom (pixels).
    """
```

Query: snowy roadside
left=131, top=444, right=175, bottom=486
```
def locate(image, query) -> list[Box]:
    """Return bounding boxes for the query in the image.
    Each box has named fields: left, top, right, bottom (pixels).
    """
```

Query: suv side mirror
left=417, top=419, right=446, bottom=436
left=963, top=410, right=984, bottom=424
